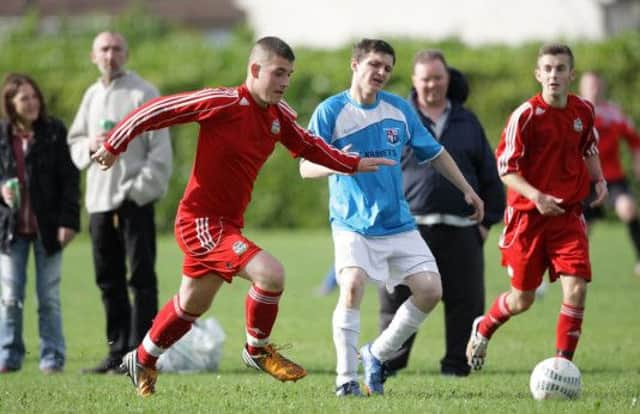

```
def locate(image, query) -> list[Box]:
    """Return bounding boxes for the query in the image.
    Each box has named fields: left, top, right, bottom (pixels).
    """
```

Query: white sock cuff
left=400, top=299, right=428, bottom=327
left=246, top=334, right=269, bottom=347
left=142, top=333, right=165, bottom=357
left=332, top=306, right=360, bottom=331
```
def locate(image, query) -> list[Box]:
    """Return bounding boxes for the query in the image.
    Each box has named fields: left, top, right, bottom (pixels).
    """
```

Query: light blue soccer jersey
left=308, top=90, right=443, bottom=236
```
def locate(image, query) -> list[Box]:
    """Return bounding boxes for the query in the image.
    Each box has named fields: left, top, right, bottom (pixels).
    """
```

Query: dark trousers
left=89, top=200, right=158, bottom=358
left=378, top=224, right=485, bottom=376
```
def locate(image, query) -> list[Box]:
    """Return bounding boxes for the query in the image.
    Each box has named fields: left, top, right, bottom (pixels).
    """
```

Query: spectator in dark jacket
left=378, top=50, right=505, bottom=377
left=0, top=73, right=80, bottom=374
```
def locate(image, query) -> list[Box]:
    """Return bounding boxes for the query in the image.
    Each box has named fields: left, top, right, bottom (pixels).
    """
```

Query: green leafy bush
left=2, top=11, right=639, bottom=230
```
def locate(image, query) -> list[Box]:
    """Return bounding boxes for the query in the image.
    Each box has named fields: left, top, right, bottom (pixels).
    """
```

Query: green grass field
left=1, top=223, right=639, bottom=413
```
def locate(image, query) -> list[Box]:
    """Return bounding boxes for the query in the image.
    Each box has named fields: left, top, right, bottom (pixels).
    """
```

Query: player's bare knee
left=341, top=276, right=365, bottom=296
left=261, top=265, right=285, bottom=292
left=407, top=272, right=441, bottom=310
left=563, top=281, right=587, bottom=305
left=337, top=271, right=366, bottom=307
left=509, top=291, right=535, bottom=314
left=420, top=279, right=442, bottom=304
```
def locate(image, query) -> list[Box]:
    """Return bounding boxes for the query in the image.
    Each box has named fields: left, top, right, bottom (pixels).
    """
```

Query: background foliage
left=2, top=9, right=639, bottom=231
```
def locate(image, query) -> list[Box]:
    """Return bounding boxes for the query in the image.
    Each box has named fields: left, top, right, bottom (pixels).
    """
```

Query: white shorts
left=332, top=228, right=439, bottom=291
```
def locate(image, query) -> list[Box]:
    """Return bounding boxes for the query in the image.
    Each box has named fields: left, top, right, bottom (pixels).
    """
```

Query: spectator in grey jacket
left=68, top=31, right=173, bottom=374
left=378, top=50, right=505, bottom=377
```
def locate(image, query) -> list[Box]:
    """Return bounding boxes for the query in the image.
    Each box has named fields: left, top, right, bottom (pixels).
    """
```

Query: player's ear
left=350, top=58, right=358, bottom=72
left=534, top=67, right=542, bottom=83
left=250, top=62, right=261, bottom=79
left=569, top=68, right=576, bottom=82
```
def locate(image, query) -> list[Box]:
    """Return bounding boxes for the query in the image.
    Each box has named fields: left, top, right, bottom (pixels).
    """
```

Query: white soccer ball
left=529, top=357, right=581, bottom=400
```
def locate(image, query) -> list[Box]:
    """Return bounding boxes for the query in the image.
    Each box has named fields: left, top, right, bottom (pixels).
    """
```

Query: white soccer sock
left=332, top=306, right=360, bottom=387
left=371, top=298, right=427, bottom=362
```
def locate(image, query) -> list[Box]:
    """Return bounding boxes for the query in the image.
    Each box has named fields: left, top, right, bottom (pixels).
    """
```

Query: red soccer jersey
left=496, top=93, right=599, bottom=211
left=593, top=101, right=640, bottom=182
left=104, top=85, right=360, bottom=227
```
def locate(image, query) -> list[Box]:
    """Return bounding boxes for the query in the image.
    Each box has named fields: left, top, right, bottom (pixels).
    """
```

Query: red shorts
left=499, top=205, right=591, bottom=291
left=174, top=215, right=262, bottom=281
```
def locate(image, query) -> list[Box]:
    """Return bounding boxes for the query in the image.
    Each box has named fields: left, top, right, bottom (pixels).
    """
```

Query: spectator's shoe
left=0, top=366, right=19, bottom=374
left=359, top=344, right=384, bottom=395
left=41, top=367, right=63, bottom=375
left=335, top=380, right=363, bottom=397
left=81, top=355, right=125, bottom=374
left=120, top=350, right=158, bottom=397
left=242, top=344, right=307, bottom=382
left=466, top=316, right=489, bottom=371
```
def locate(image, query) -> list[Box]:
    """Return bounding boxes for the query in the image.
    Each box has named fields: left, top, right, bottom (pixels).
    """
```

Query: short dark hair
left=352, top=38, right=396, bottom=65
left=413, top=49, right=448, bottom=70
left=254, top=36, right=295, bottom=62
left=1, top=73, right=47, bottom=125
left=538, top=43, right=574, bottom=69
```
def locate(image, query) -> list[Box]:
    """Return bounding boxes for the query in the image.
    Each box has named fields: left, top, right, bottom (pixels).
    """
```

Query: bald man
left=68, top=31, right=173, bottom=374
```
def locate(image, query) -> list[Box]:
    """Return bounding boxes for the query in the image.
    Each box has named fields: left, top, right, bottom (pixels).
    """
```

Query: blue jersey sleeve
left=406, top=106, right=443, bottom=162
left=308, top=103, right=334, bottom=144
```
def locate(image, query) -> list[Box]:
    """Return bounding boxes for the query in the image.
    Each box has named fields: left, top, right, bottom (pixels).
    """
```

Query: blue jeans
left=0, top=236, right=65, bottom=371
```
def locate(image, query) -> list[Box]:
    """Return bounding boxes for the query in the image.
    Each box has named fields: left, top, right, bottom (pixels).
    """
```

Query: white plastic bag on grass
left=157, top=317, right=225, bottom=373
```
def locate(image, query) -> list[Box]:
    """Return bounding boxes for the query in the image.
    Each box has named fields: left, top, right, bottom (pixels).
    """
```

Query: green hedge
left=2, top=10, right=639, bottom=231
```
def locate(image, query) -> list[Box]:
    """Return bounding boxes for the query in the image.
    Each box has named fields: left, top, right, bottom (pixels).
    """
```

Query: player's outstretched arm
left=299, top=159, right=336, bottom=178
left=356, top=157, right=395, bottom=172
left=300, top=156, right=395, bottom=178
left=431, top=149, right=484, bottom=222
left=91, top=145, right=118, bottom=170
left=300, top=143, right=395, bottom=178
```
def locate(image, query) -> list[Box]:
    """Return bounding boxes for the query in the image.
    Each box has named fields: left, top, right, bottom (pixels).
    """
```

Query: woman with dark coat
left=0, top=73, right=80, bottom=373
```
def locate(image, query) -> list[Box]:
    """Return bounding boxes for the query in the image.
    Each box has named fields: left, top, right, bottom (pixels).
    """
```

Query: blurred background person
left=0, top=73, right=80, bottom=374
left=378, top=50, right=505, bottom=377
left=580, top=71, right=640, bottom=276
left=68, top=31, right=172, bottom=374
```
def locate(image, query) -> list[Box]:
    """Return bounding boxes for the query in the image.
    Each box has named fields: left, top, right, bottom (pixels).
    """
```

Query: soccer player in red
left=579, top=71, right=640, bottom=276
left=91, top=36, right=394, bottom=397
left=466, top=44, right=608, bottom=371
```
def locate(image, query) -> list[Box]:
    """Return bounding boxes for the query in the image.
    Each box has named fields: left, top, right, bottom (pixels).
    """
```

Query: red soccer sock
left=478, top=292, right=513, bottom=339
left=555, top=303, right=584, bottom=360
left=137, top=295, right=200, bottom=368
left=245, top=284, right=281, bottom=355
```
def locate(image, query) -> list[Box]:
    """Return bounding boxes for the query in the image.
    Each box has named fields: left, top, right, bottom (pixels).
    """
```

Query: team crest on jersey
left=573, top=118, right=583, bottom=132
left=384, top=128, right=400, bottom=145
left=271, top=119, right=281, bottom=134
left=232, top=240, right=248, bottom=256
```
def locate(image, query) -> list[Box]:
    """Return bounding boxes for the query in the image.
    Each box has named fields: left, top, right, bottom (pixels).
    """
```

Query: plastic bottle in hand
left=99, top=119, right=116, bottom=132
left=5, top=177, right=20, bottom=209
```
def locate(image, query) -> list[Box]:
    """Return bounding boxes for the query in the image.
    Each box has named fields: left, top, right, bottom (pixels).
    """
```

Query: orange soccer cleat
left=242, top=344, right=307, bottom=382
left=121, top=350, right=158, bottom=397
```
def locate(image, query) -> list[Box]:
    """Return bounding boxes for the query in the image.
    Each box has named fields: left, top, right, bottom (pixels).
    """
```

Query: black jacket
left=0, top=117, right=80, bottom=254
left=403, top=86, right=505, bottom=229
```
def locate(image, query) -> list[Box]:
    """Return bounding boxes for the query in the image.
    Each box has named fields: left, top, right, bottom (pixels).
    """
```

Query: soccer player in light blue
left=300, top=39, right=484, bottom=397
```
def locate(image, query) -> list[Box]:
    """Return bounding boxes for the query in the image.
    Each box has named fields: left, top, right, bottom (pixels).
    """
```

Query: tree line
left=2, top=10, right=639, bottom=230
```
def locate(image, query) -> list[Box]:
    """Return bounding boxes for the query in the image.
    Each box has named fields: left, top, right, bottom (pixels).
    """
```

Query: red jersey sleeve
left=580, top=99, right=599, bottom=158
left=620, top=113, right=640, bottom=150
left=104, top=87, right=239, bottom=154
left=275, top=101, right=360, bottom=173
left=496, top=102, right=534, bottom=176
